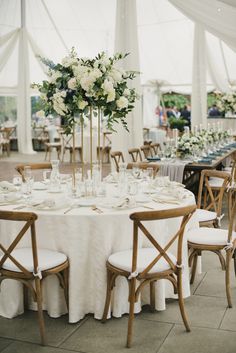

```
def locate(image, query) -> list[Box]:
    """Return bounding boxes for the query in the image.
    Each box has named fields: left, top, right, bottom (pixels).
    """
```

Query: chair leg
left=177, top=269, right=190, bottom=332
left=150, top=281, right=156, bottom=312
left=23, top=284, right=28, bottom=309
left=226, top=251, right=233, bottom=308
left=190, top=252, right=198, bottom=284
left=233, top=250, right=236, bottom=277
left=63, top=267, right=69, bottom=310
left=126, top=278, right=136, bottom=348
left=35, top=278, right=46, bottom=345
left=101, top=269, right=115, bottom=323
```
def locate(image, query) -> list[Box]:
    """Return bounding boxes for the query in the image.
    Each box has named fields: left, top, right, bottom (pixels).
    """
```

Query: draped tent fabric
left=111, top=0, right=143, bottom=161
left=169, top=0, right=236, bottom=52
left=191, top=23, right=207, bottom=128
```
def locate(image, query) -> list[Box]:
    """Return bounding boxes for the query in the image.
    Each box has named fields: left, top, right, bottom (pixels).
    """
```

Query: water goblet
left=12, top=175, right=22, bottom=191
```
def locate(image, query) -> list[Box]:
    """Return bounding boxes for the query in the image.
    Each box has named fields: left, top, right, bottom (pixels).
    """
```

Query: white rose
left=107, top=89, right=116, bottom=102
left=68, top=78, right=77, bottom=90
left=90, top=68, right=102, bottom=80
left=49, top=70, right=62, bottom=83
left=124, top=88, right=130, bottom=96
left=110, top=68, right=122, bottom=83
left=36, top=110, right=45, bottom=118
left=116, top=96, right=129, bottom=109
left=78, top=100, right=88, bottom=110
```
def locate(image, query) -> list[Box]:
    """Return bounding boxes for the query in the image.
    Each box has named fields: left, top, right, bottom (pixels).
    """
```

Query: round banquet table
left=0, top=186, right=197, bottom=323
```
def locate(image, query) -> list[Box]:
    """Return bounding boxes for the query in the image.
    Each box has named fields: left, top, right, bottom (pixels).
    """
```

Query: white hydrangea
left=116, top=96, right=129, bottom=109
left=107, top=90, right=116, bottom=102
left=61, top=55, right=78, bottom=68
left=52, top=91, right=68, bottom=116
left=102, top=79, right=114, bottom=94
left=73, top=65, right=88, bottom=80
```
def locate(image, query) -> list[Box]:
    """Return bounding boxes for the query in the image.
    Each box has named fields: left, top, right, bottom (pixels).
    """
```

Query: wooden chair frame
left=128, top=148, right=142, bottom=162
left=15, top=163, right=52, bottom=182
left=197, top=169, right=231, bottom=228
left=140, top=145, right=153, bottom=159
left=110, top=151, right=125, bottom=172
left=102, top=205, right=196, bottom=347
left=188, top=200, right=236, bottom=307
left=150, top=143, right=161, bottom=155
left=0, top=210, right=69, bottom=345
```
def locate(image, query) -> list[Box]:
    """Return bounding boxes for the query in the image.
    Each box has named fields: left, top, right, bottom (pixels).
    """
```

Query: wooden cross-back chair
left=0, top=210, right=69, bottom=345
left=140, top=145, right=153, bottom=159
left=128, top=148, right=142, bottom=162
left=127, top=162, right=160, bottom=178
left=196, top=169, right=231, bottom=228
left=188, top=199, right=236, bottom=307
left=15, top=163, right=52, bottom=182
left=102, top=205, right=196, bottom=348
left=110, top=151, right=125, bottom=172
left=150, top=143, right=161, bottom=155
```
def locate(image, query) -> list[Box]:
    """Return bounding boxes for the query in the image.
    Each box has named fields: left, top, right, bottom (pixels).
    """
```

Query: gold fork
left=91, top=205, right=103, bottom=214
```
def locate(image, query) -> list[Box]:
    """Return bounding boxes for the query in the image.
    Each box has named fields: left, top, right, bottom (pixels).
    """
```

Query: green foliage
left=163, top=93, right=189, bottom=110
left=168, top=117, right=188, bottom=132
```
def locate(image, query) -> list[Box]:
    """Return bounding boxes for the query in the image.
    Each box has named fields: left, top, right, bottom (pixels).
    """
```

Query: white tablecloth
left=0, top=188, right=197, bottom=323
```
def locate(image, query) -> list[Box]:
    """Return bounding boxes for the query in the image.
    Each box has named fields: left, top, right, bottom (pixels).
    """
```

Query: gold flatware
left=91, top=205, right=103, bottom=214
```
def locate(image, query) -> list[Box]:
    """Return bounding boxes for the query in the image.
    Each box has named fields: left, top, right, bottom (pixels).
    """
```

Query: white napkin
left=152, top=188, right=187, bottom=204
left=34, top=197, right=69, bottom=210
left=0, top=181, right=17, bottom=193
left=112, top=196, right=136, bottom=209
left=0, top=193, right=20, bottom=204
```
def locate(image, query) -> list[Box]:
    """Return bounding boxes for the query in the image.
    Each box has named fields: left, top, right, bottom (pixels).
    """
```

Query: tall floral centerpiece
left=34, top=48, right=138, bottom=179
left=216, top=91, right=236, bottom=117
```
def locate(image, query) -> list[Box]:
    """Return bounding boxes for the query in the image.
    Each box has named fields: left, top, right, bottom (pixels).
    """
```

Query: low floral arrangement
left=33, top=48, right=138, bottom=133
left=177, top=134, right=204, bottom=157
left=216, top=91, right=236, bottom=114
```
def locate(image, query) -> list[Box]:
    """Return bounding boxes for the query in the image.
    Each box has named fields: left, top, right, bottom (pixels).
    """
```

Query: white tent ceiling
left=0, top=0, right=236, bottom=95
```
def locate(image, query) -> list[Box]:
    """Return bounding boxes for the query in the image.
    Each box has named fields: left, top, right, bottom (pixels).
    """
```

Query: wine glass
left=12, top=175, right=22, bottom=191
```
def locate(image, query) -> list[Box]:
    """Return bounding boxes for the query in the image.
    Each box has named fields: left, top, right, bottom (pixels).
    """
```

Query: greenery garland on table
left=33, top=48, right=139, bottom=134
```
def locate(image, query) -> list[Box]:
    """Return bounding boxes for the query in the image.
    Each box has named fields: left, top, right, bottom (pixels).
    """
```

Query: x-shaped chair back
left=128, top=148, right=142, bottom=162
left=150, top=143, right=161, bottom=155
left=129, top=205, right=196, bottom=280
left=110, top=151, right=125, bottom=172
left=140, top=145, right=153, bottom=159
left=0, top=211, right=38, bottom=279
left=197, top=169, right=231, bottom=217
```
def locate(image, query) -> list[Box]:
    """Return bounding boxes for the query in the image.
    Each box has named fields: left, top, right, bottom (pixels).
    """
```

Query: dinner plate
left=33, top=182, right=48, bottom=190
left=77, top=198, right=97, bottom=207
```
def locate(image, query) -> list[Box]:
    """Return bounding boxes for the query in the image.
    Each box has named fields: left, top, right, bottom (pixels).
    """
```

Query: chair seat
left=108, top=248, right=176, bottom=274
left=2, top=248, right=67, bottom=273
left=208, top=177, right=224, bottom=188
left=187, top=227, right=236, bottom=246
left=196, top=208, right=217, bottom=223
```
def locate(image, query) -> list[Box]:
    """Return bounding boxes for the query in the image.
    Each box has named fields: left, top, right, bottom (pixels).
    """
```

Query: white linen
left=0, top=186, right=196, bottom=322
left=158, top=160, right=189, bottom=183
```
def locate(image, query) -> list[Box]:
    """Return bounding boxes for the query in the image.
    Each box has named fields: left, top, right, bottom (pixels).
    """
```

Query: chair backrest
left=140, top=145, right=153, bottom=159
left=15, top=163, right=52, bottom=182
left=127, top=162, right=160, bottom=177
left=227, top=199, right=236, bottom=245
left=128, top=148, right=142, bottom=162
left=1, top=127, right=15, bottom=140
left=150, top=143, right=161, bottom=155
left=110, top=151, right=125, bottom=172
left=129, top=205, right=196, bottom=279
left=0, top=211, right=38, bottom=278
left=197, top=169, right=231, bottom=217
